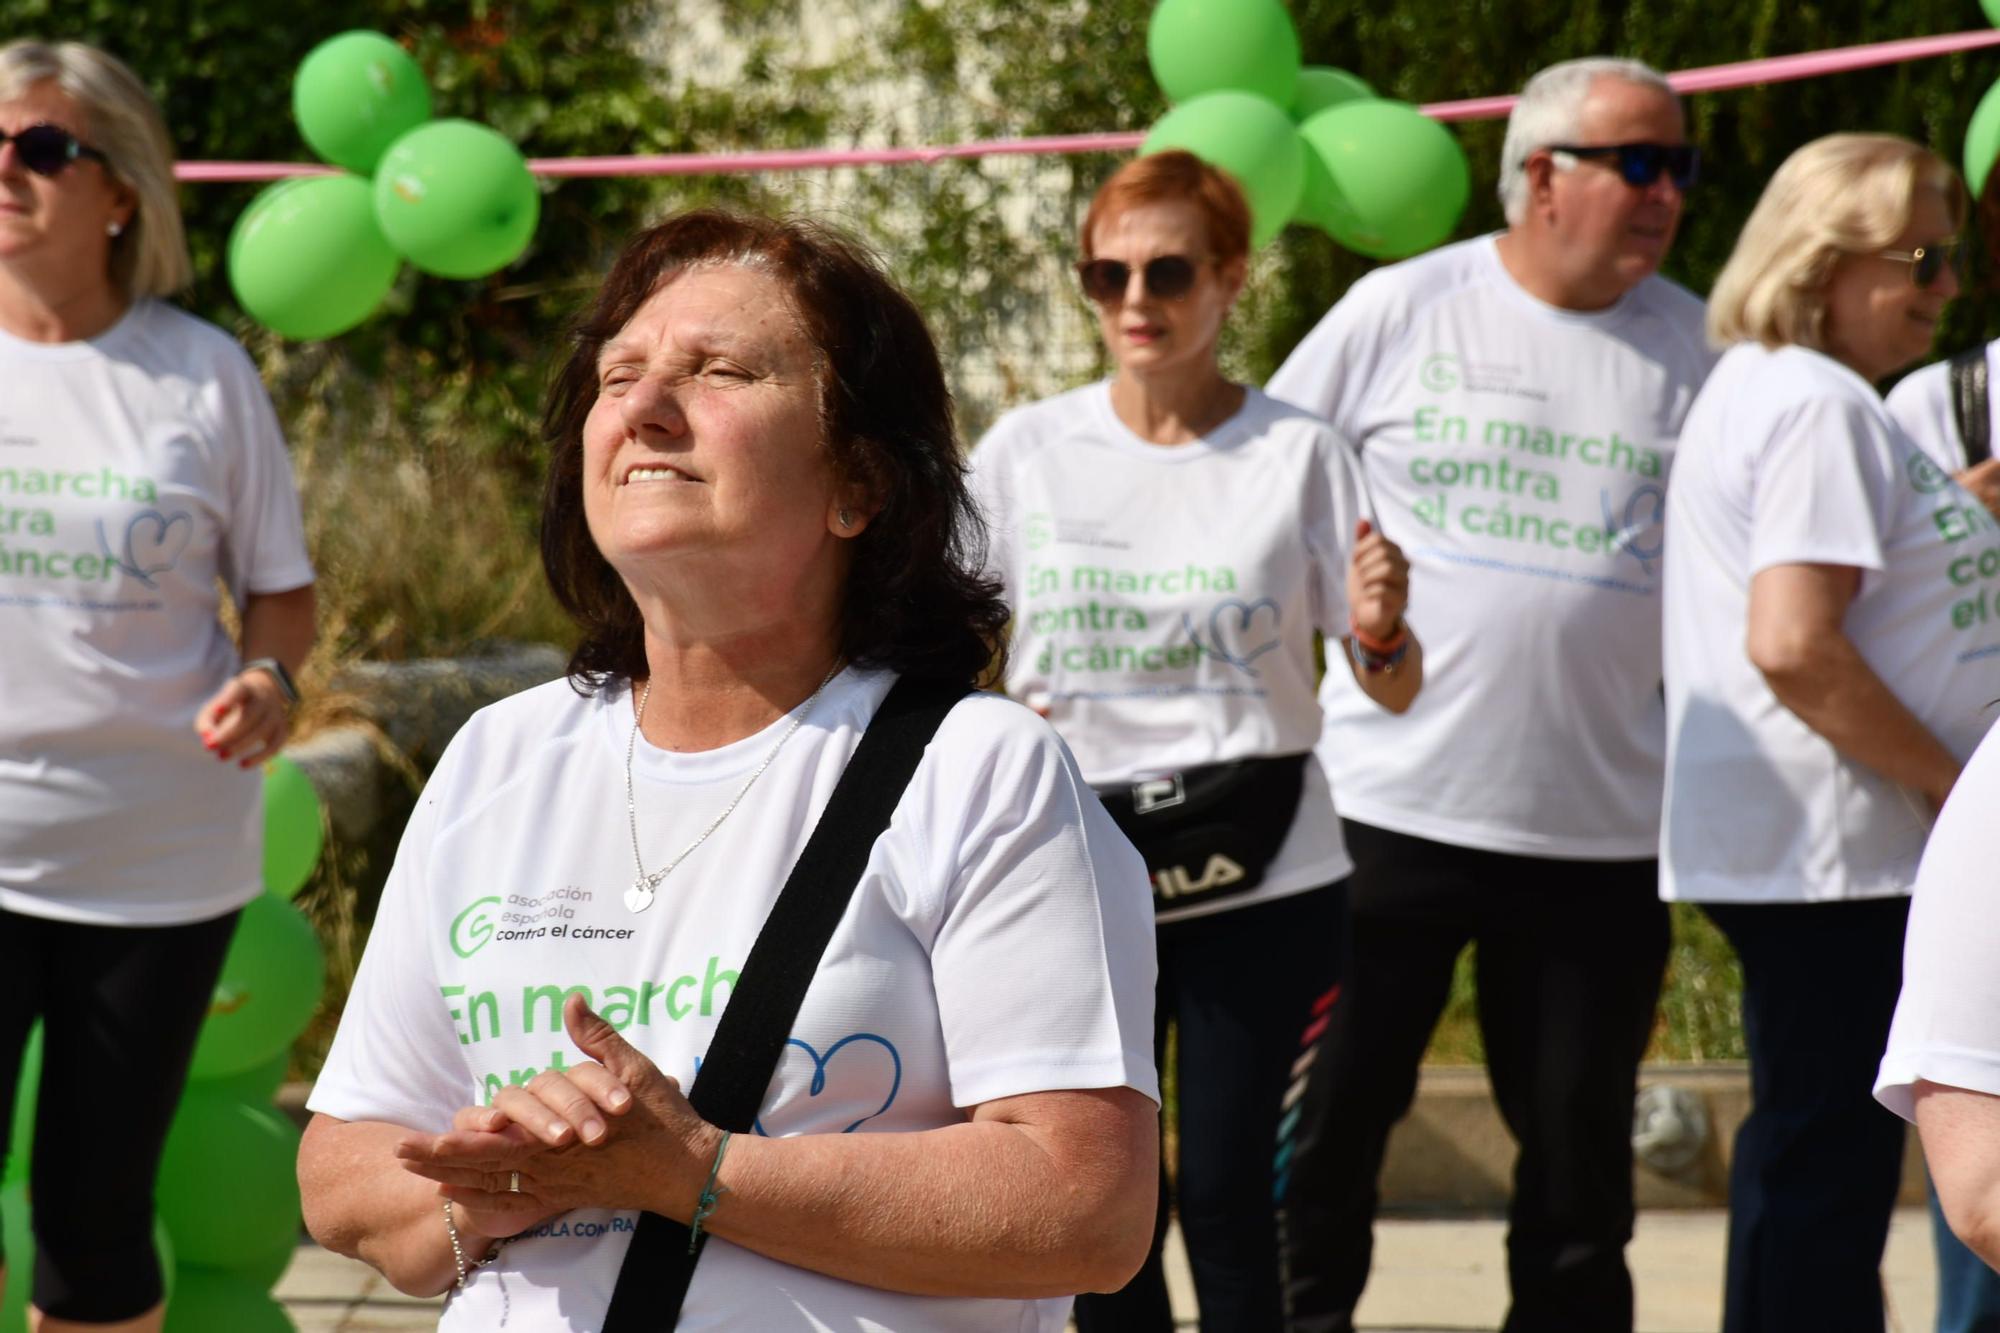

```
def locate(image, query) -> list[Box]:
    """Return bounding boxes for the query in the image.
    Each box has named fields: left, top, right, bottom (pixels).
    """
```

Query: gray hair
left=1498, top=57, right=1679, bottom=225
left=0, top=40, right=191, bottom=298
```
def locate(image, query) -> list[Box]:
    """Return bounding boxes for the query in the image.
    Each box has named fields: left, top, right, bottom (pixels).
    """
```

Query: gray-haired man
left=1268, top=58, right=1714, bottom=1332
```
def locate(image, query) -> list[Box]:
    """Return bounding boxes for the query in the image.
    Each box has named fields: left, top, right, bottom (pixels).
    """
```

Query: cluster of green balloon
left=1139, top=0, right=1468, bottom=259
left=0, top=761, right=326, bottom=1332
left=229, top=30, right=541, bottom=340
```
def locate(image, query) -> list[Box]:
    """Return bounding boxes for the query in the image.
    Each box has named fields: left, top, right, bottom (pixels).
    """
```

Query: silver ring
left=507, top=1170, right=522, bottom=1193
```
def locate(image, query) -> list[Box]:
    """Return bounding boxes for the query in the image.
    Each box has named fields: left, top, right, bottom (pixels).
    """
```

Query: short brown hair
left=1080, top=150, right=1252, bottom=264
left=541, top=210, right=1009, bottom=689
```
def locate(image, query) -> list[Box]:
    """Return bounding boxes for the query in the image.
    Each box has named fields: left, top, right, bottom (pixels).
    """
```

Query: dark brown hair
left=540, top=210, right=1009, bottom=689
left=1080, top=149, right=1252, bottom=264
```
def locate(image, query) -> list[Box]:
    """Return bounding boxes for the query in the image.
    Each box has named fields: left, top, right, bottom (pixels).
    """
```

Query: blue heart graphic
left=112, top=509, right=193, bottom=587
left=747, top=1032, right=903, bottom=1136
left=1206, top=597, right=1283, bottom=675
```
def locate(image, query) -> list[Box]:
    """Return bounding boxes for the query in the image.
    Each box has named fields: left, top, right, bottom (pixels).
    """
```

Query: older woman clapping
left=297, top=212, right=1160, bottom=1331
left=1662, top=134, right=2000, bottom=1333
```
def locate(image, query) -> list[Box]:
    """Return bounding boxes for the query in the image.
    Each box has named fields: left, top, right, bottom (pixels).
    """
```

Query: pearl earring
left=106, top=220, right=124, bottom=238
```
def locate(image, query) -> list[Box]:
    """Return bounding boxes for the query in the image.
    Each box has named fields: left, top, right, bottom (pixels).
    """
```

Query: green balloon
left=158, top=1095, right=302, bottom=1272
left=229, top=174, right=399, bottom=341
left=294, top=30, right=432, bottom=175
left=1297, top=100, right=1470, bottom=259
left=1292, top=67, right=1373, bottom=121
left=2, top=1025, right=37, bottom=1189
left=1, top=1183, right=24, bottom=1332
left=1147, top=0, right=1300, bottom=107
left=163, top=1267, right=293, bottom=1333
left=373, top=119, right=541, bottom=279
left=1966, top=76, right=2000, bottom=202
left=188, top=895, right=325, bottom=1081
left=189, top=1051, right=289, bottom=1105
left=1141, top=91, right=1305, bottom=250
left=262, top=754, right=324, bottom=901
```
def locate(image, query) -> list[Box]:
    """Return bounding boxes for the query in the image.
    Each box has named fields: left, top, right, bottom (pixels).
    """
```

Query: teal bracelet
left=687, top=1130, right=732, bottom=1255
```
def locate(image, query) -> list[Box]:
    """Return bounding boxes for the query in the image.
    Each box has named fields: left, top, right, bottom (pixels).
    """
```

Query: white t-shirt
left=1267, top=234, right=1714, bottom=859
left=307, top=669, right=1158, bottom=1333
left=1885, top=342, right=1998, bottom=472
left=967, top=383, right=1360, bottom=923
left=1660, top=343, right=2000, bottom=904
left=1877, top=719, right=2000, bottom=1119
left=0, top=300, right=314, bottom=925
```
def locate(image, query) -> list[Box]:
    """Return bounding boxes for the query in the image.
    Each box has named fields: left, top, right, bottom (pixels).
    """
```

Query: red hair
left=1080, top=150, right=1252, bottom=264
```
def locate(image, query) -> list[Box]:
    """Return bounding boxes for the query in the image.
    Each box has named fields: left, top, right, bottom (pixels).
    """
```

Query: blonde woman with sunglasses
left=1664, top=133, right=2000, bottom=1333
left=0, top=40, right=314, bottom=1333
left=967, top=149, right=1420, bottom=1330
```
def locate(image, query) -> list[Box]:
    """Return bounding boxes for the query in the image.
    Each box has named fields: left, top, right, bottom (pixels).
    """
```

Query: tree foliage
left=14, top=0, right=2000, bottom=454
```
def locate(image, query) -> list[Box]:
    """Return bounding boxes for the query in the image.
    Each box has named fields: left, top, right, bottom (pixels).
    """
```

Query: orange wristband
left=1348, top=617, right=1408, bottom=655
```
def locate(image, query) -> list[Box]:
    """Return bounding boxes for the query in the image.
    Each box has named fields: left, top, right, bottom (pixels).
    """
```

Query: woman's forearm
left=684, top=1089, right=1156, bottom=1299
left=300, top=1115, right=487, bottom=1297
left=239, top=583, right=317, bottom=673
left=1753, top=626, right=1959, bottom=807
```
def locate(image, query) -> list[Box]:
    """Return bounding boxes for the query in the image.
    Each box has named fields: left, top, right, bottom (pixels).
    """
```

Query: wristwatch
left=240, top=657, right=300, bottom=707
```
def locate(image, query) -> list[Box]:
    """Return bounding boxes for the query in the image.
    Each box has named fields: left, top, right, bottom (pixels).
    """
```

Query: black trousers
left=1279, top=820, right=1669, bottom=1333
left=0, top=904, right=239, bottom=1321
left=1075, top=883, right=1346, bottom=1333
left=1704, top=898, right=1911, bottom=1333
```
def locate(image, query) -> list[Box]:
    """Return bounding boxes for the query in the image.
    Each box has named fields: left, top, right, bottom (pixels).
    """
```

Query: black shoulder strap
left=600, top=674, right=970, bottom=1332
left=1950, top=346, right=1992, bottom=467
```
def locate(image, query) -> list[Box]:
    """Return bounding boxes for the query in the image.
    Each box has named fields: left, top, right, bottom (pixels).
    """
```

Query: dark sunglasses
left=1878, top=239, right=1968, bottom=290
left=1544, top=142, right=1701, bottom=190
left=1076, top=255, right=1201, bottom=304
left=0, top=123, right=110, bottom=177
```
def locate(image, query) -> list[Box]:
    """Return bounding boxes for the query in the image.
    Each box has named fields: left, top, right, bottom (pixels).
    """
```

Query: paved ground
left=274, top=1207, right=1940, bottom=1331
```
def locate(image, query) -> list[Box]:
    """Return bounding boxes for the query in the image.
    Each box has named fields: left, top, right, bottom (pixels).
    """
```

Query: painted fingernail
left=583, top=1118, right=606, bottom=1142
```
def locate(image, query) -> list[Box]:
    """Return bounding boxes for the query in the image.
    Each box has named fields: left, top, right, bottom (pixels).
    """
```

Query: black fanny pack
left=1093, top=752, right=1309, bottom=913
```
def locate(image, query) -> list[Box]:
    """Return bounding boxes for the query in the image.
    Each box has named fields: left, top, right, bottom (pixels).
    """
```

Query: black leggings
left=0, top=904, right=239, bottom=1322
left=1075, top=883, right=1346, bottom=1333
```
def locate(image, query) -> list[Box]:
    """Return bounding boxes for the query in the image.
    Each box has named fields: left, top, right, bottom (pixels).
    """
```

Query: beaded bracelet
left=687, top=1130, right=733, bottom=1255
left=442, top=1200, right=510, bottom=1289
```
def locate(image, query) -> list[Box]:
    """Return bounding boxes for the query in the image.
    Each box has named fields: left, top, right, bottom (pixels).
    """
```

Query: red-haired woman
left=969, top=150, right=1423, bottom=1329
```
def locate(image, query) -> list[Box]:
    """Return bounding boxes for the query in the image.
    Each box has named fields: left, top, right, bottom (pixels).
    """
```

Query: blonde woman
left=0, top=40, right=315, bottom=1332
left=1661, top=134, right=2000, bottom=1333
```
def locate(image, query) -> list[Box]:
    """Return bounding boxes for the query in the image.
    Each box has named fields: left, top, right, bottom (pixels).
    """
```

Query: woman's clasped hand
left=394, top=993, right=713, bottom=1237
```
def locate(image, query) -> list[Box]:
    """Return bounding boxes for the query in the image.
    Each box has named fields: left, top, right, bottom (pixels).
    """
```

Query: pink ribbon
left=173, top=27, right=2000, bottom=183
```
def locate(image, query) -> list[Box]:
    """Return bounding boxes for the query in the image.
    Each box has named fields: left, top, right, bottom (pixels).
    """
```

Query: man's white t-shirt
left=968, top=383, right=1360, bottom=922
left=1660, top=343, right=2000, bottom=904
left=307, top=669, right=1158, bottom=1333
left=1886, top=342, right=1998, bottom=472
left=0, top=300, right=314, bottom=925
left=1267, top=234, right=1714, bottom=859
left=1877, top=719, right=2000, bottom=1119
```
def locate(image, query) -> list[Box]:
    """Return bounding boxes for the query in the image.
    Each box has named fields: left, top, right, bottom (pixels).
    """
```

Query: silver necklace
left=623, top=666, right=841, bottom=914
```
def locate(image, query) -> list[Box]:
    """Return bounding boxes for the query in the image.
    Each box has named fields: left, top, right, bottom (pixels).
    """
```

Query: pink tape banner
left=173, top=27, right=2000, bottom=183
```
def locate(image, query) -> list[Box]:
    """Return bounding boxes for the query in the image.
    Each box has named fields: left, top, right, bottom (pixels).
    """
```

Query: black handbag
left=1949, top=345, right=1992, bottom=467
left=1092, top=752, right=1310, bottom=913
left=598, top=674, right=969, bottom=1332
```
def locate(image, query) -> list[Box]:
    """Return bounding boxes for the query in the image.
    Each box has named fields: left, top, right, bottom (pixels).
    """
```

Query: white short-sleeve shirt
left=1877, top=720, right=2000, bottom=1119
left=1267, top=234, right=1715, bottom=860
left=967, top=383, right=1361, bottom=921
left=307, top=669, right=1158, bottom=1332
left=1661, top=342, right=2000, bottom=904
left=0, top=300, right=314, bottom=925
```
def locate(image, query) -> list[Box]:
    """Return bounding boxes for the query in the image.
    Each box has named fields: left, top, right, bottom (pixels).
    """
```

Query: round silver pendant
left=624, top=883, right=656, bottom=914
